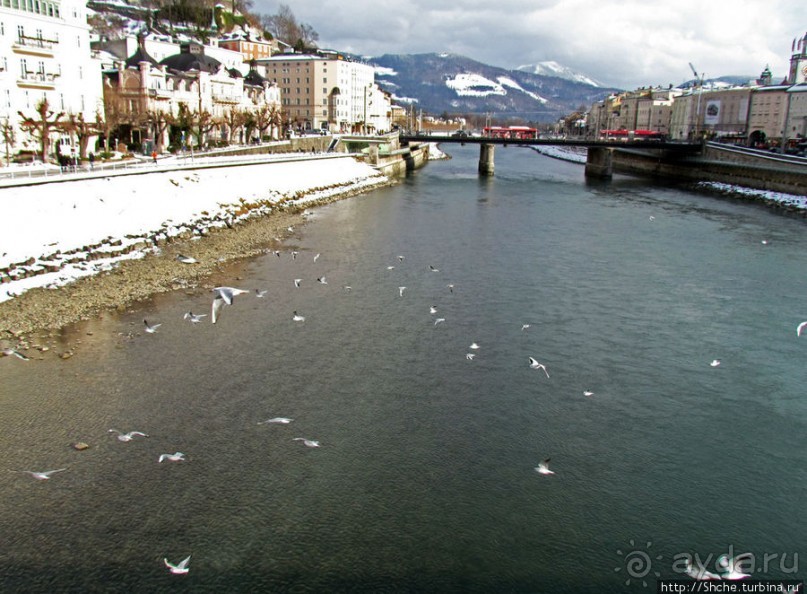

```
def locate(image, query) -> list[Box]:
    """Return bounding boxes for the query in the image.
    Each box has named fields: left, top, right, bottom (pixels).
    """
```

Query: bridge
left=398, top=133, right=701, bottom=178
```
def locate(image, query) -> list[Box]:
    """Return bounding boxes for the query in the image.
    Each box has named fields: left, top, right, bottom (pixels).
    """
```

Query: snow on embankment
left=0, top=156, right=387, bottom=302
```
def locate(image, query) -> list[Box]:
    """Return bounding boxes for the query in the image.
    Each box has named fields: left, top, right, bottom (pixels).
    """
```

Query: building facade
left=1, top=0, right=104, bottom=161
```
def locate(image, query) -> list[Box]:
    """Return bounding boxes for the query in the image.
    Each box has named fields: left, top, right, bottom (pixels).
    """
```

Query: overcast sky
left=252, top=0, right=804, bottom=89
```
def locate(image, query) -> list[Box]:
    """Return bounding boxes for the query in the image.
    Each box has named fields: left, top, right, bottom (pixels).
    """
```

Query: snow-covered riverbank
left=0, top=155, right=388, bottom=303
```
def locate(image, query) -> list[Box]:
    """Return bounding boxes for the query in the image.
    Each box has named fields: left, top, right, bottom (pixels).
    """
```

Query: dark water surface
left=2, top=146, right=805, bottom=593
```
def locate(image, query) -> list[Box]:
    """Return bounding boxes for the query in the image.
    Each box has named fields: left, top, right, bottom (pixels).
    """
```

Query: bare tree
left=1, top=118, right=16, bottom=166
left=251, top=105, right=271, bottom=141
left=63, top=112, right=102, bottom=159
left=261, top=3, right=318, bottom=48
left=191, top=109, right=217, bottom=148
left=222, top=107, right=246, bottom=144
left=18, top=98, right=65, bottom=163
left=146, top=109, right=172, bottom=154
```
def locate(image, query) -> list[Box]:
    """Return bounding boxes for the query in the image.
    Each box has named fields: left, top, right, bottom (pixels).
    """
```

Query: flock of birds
left=4, top=232, right=807, bottom=584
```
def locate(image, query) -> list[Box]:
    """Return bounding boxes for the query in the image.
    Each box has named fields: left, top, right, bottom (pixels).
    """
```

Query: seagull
left=398, top=286, right=406, bottom=297
left=291, top=251, right=298, bottom=259
left=466, top=353, right=475, bottom=360
left=649, top=215, right=655, bottom=221
left=386, top=266, right=395, bottom=270
left=797, top=321, right=807, bottom=337
left=108, top=429, right=149, bottom=442
left=183, top=311, right=206, bottom=324
left=211, top=287, right=249, bottom=324
left=343, top=285, right=352, bottom=292
left=710, top=359, right=721, bottom=367
left=2, top=348, right=29, bottom=361
left=583, top=390, right=594, bottom=397
left=535, top=458, right=555, bottom=475
left=717, top=554, right=751, bottom=580
left=470, top=342, right=480, bottom=350
left=293, top=438, right=321, bottom=448
left=447, top=284, right=454, bottom=293
left=258, top=417, right=293, bottom=424
left=317, top=277, right=328, bottom=284
left=294, top=279, right=302, bottom=288
left=255, top=289, right=268, bottom=298
left=164, top=555, right=191, bottom=575
left=143, top=319, right=162, bottom=334
left=529, top=357, right=550, bottom=378
left=761, top=239, right=768, bottom=245
left=274, top=250, right=281, bottom=257
left=176, top=254, right=197, bottom=264
left=13, top=468, right=66, bottom=480
left=292, top=311, right=305, bottom=322
left=685, top=558, right=722, bottom=580
left=521, top=324, right=531, bottom=331
left=398, top=255, right=405, bottom=261
left=158, top=452, right=185, bottom=463
left=429, top=265, right=439, bottom=272
left=314, top=253, right=320, bottom=262
left=434, top=318, right=446, bottom=326
left=430, top=305, right=438, bottom=314
left=212, top=286, right=249, bottom=305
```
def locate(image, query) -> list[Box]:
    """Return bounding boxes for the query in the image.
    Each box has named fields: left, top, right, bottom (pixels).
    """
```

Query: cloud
left=253, top=0, right=803, bottom=89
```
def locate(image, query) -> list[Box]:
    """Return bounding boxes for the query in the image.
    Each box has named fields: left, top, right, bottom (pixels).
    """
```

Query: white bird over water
left=158, top=452, right=185, bottom=463
left=294, top=279, right=302, bottom=288
left=466, top=353, right=475, bottom=360
left=583, top=390, right=594, bottom=397
left=293, top=438, right=321, bottom=448
left=434, top=318, right=445, bottom=326
left=12, top=468, right=66, bottom=480
left=470, top=342, right=480, bottom=350
left=535, top=458, right=555, bottom=475
left=183, top=311, right=206, bottom=324
left=430, top=305, right=438, bottom=314
left=255, top=289, right=268, bottom=298
left=317, top=277, right=328, bottom=284
left=710, top=359, right=721, bottom=367
left=314, top=253, right=320, bottom=262
left=797, top=321, right=807, bottom=337
left=211, top=287, right=249, bottom=323
left=292, top=311, right=305, bottom=322
left=164, top=555, right=191, bottom=575
left=398, top=255, right=405, bottom=262
left=429, top=265, right=439, bottom=272
left=387, top=265, right=395, bottom=270
left=2, top=348, right=29, bottom=361
left=109, top=429, right=149, bottom=442
left=521, top=324, right=531, bottom=331
left=398, top=286, right=406, bottom=297
left=258, top=417, right=293, bottom=424
left=529, top=357, right=550, bottom=378
left=717, top=554, right=752, bottom=580
left=685, top=558, right=722, bottom=580
left=143, top=319, right=161, bottom=334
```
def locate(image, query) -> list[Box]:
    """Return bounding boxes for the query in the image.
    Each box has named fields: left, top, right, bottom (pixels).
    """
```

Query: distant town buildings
left=587, top=32, right=807, bottom=151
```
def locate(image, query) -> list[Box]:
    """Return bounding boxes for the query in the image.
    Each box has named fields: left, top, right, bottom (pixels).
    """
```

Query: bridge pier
left=479, top=143, right=494, bottom=176
left=585, top=147, right=613, bottom=179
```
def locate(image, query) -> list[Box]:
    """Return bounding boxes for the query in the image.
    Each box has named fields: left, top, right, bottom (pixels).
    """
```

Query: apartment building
left=0, top=0, right=104, bottom=159
left=257, top=50, right=390, bottom=133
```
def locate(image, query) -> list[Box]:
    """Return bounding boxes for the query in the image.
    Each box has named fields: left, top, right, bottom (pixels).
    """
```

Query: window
left=17, top=24, right=24, bottom=39
left=20, top=58, right=27, bottom=75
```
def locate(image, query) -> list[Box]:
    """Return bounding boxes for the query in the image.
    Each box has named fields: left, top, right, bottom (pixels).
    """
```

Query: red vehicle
left=483, top=126, right=539, bottom=140
left=600, top=129, right=665, bottom=141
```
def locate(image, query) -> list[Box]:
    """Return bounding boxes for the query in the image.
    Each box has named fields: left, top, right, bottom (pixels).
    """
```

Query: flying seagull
left=293, top=438, right=321, bottom=448
left=314, top=253, right=320, bottom=262
left=211, top=287, right=249, bottom=323
left=434, top=318, right=446, bottom=326
left=2, top=348, right=29, bottom=361
left=466, top=353, right=475, bottom=360
left=797, top=321, right=807, bottom=337
left=164, top=555, right=191, bottom=575
left=183, top=311, right=206, bottom=324
left=447, top=284, right=454, bottom=293
left=143, top=320, right=162, bottom=334
left=258, top=417, right=293, bottom=424
left=430, top=306, right=438, bottom=314
left=398, top=286, right=406, bottom=297
left=710, top=359, right=721, bottom=367
left=158, top=452, right=185, bottom=463
left=535, top=458, right=555, bottom=475
left=521, top=324, right=531, bottom=331
left=429, top=265, right=439, bottom=272
left=470, top=342, right=480, bottom=350
left=685, top=558, right=722, bottom=580
left=317, top=277, right=328, bottom=284
left=255, top=289, right=268, bottom=298
left=583, top=390, right=594, bottom=397
left=12, top=468, right=66, bottom=480
left=292, top=311, right=305, bottom=322
left=717, top=554, right=752, bottom=580
left=294, top=279, right=302, bottom=288
left=529, top=357, right=550, bottom=378
left=398, top=255, right=405, bottom=261
left=109, top=429, right=149, bottom=442
left=176, top=254, right=197, bottom=264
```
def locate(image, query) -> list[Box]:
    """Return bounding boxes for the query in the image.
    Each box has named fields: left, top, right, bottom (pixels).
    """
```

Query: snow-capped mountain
left=364, top=53, right=620, bottom=122
left=515, top=61, right=602, bottom=87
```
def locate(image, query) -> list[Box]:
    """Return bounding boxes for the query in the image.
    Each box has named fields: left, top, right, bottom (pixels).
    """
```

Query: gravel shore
left=0, top=178, right=393, bottom=354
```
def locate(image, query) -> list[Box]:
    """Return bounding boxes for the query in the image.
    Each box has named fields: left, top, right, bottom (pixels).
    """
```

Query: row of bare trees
left=8, top=98, right=285, bottom=164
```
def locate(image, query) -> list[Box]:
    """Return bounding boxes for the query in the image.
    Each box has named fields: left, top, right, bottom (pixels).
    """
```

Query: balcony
left=148, top=88, right=172, bottom=101
left=12, top=35, right=58, bottom=57
left=213, top=93, right=240, bottom=105
left=17, top=71, right=59, bottom=89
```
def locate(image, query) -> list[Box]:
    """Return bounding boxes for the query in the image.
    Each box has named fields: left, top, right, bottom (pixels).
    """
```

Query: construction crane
left=688, top=63, right=705, bottom=139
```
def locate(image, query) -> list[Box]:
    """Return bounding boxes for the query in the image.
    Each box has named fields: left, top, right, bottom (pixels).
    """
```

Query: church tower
left=788, top=31, right=807, bottom=84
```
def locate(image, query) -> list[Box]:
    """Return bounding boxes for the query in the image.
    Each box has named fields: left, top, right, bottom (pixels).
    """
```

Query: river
left=1, top=145, right=805, bottom=592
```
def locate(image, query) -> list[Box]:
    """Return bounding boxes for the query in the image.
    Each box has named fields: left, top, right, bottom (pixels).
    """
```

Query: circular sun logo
left=614, top=540, right=663, bottom=587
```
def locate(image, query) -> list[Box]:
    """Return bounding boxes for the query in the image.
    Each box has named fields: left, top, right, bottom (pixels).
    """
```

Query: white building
left=0, top=0, right=104, bottom=161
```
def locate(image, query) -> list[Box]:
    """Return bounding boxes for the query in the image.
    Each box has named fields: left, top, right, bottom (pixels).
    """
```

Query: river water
left=1, top=146, right=805, bottom=593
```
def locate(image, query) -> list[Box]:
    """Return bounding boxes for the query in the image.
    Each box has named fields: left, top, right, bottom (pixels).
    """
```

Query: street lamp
left=689, top=62, right=705, bottom=140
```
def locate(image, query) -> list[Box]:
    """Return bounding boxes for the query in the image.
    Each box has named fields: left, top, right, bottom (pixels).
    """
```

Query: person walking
left=152, top=150, right=158, bottom=164
left=88, top=152, right=95, bottom=171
